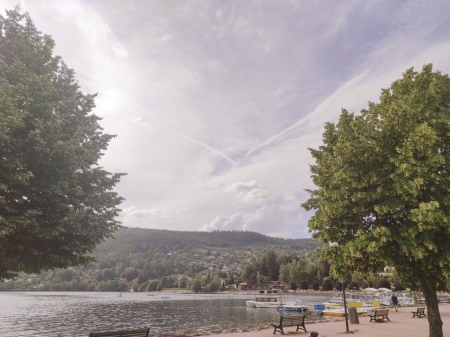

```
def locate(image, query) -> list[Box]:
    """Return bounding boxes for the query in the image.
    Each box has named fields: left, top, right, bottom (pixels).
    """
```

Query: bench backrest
left=418, top=307, right=425, bottom=313
left=374, top=309, right=388, bottom=316
left=89, top=328, right=150, bottom=337
left=281, top=315, right=305, bottom=325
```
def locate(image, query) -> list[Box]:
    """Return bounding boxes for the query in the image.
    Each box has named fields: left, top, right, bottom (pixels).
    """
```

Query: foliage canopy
left=0, top=8, right=124, bottom=280
left=302, top=64, right=450, bottom=337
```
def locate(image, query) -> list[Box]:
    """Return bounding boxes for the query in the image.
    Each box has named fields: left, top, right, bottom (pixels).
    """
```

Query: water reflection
left=0, top=292, right=330, bottom=337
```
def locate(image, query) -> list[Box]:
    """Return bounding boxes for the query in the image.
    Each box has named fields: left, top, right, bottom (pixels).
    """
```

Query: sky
left=3, top=0, right=450, bottom=238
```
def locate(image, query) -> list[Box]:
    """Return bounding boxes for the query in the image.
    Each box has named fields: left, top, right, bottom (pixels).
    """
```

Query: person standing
left=391, top=293, right=399, bottom=311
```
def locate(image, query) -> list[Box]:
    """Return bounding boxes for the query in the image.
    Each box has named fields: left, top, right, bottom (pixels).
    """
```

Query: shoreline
left=164, top=289, right=334, bottom=297
left=150, top=304, right=450, bottom=337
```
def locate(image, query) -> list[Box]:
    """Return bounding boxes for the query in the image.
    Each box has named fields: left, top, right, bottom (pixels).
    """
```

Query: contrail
left=133, top=117, right=238, bottom=167
left=243, top=115, right=311, bottom=159
left=171, top=129, right=238, bottom=167
left=21, top=0, right=27, bottom=11
left=243, top=70, right=369, bottom=159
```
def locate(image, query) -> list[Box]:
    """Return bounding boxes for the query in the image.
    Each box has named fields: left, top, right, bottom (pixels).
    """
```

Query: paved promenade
left=219, top=304, right=450, bottom=337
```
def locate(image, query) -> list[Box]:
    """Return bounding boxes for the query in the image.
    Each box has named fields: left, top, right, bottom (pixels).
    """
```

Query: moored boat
left=281, top=302, right=308, bottom=312
left=321, top=306, right=375, bottom=317
left=327, top=288, right=413, bottom=307
left=246, top=289, right=283, bottom=308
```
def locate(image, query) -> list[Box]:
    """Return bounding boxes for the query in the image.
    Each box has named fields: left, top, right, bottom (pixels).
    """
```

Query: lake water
left=0, top=292, right=330, bottom=337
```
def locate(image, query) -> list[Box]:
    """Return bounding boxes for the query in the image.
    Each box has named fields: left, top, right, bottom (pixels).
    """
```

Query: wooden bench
left=412, top=307, right=426, bottom=318
left=369, top=309, right=390, bottom=322
left=89, top=328, right=150, bottom=337
left=272, top=315, right=307, bottom=335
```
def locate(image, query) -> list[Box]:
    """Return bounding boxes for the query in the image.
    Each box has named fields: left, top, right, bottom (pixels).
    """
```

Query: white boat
left=321, top=307, right=375, bottom=317
left=328, top=288, right=413, bottom=307
left=281, top=302, right=308, bottom=312
left=379, top=292, right=413, bottom=306
left=246, top=289, right=283, bottom=308
left=328, top=291, right=375, bottom=305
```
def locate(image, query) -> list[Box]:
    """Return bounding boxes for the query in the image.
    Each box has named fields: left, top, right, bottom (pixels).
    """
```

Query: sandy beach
left=216, top=304, right=450, bottom=337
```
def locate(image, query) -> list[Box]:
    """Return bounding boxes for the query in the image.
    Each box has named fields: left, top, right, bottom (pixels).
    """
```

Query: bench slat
left=369, top=309, right=390, bottom=322
left=412, top=307, right=426, bottom=318
left=272, top=315, right=306, bottom=335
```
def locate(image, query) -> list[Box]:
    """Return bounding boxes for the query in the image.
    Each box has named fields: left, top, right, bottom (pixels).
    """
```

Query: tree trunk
left=421, top=278, right=443, bottom=337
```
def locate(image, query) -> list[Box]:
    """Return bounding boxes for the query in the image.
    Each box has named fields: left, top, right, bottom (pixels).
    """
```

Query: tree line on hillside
left=95, top=228, right=322, bottom=254
left=1, top=248, right=406, bottom=294
left=238, top=251, right=406, bottom=292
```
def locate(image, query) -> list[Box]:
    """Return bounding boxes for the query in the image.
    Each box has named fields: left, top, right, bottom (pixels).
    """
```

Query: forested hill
left=95, top=228, right=322, bottom=254
left=0, top=228, right=323, bottom=291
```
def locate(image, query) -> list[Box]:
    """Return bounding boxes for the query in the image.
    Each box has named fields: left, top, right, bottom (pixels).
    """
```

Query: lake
left=0, top=292, right=331, bottom=337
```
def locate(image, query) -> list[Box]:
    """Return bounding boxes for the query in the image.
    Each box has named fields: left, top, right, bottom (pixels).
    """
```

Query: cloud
left=123, top=207, right=166, bottom=218
left=283, top=193, right=296, bottom=202
left=226, top=180, right=270, bottom=203
left=161, top=34, right=174, bottom=42
left=132, top=117, right=153, bottom=129
left=8, top=0, right=450, bottom=239
left=226, top=180, right=258, bottom=192
left=199, top=213, right=244, bottom=231
left=55, top=1, right=128, bottom=60
left=130, top=116, right=238, bottom=167
left=243, top=69, right=370, bottom=159
left=121, top=206, right=190, bottom=227
left=243, top=205, right=293, bottom=237
left=243, top=189, right=270, bottom=203
left=215, top=9, right=223, bottom=19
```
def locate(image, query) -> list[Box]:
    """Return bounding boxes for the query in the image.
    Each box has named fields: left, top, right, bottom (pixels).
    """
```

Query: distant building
left=379, top=266, right=395, bottom=277
left=238, top=282, right=271, bottom=291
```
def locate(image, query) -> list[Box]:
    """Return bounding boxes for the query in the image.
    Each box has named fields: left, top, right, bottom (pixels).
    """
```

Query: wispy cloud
left=243, top=70, right=370, bottom=159
left=226, top=180, right=269, bottom=203
left=131, top=116, right=238, bottom=167
left=5, top=0, right=450, bottom=238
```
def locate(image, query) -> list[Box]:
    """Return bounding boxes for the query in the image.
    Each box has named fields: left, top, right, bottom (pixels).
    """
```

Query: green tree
left=348, top=281, right=359, bottom=291
left=322, top=278, right=334, bottom=291
left=299, top=280, right=309, bottom=290
left=378, top=279, right=391, bottom=289
left=191, top=278, right=202, bottom=293
left=131, top=282, right=138, bottom=292
left=179, top=276, right=188, bottom=289
left=209, top=275, right=221, bottom=292
left=279, top=263, right=290, bottom=283
left=59, top=270, right=74, bottom=282
left=136, top=270, right=149, bottom=285
left=289, top=260, right=301, bottom=284
left=310, top=279, right=320, bottom=291
left=302, top=64, right=450, bottom=337
left=266, top=251, right=279, bottom=281
left=289, top=282, right=297, bottom=292
left=139, top=281, right=149, bottom=292
left=0, top=8, right=124, bottom=280
left=122, top=268, right=139, bottom=282
left=146, top=280, right=159, bottom=292
left=241, top=265, right=257, bottom=285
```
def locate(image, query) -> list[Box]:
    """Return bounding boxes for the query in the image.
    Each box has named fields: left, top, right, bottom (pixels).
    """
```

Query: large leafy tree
left=302, top=64, right=450, bottom=337
left=0, top=8, right=124, bottom=280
